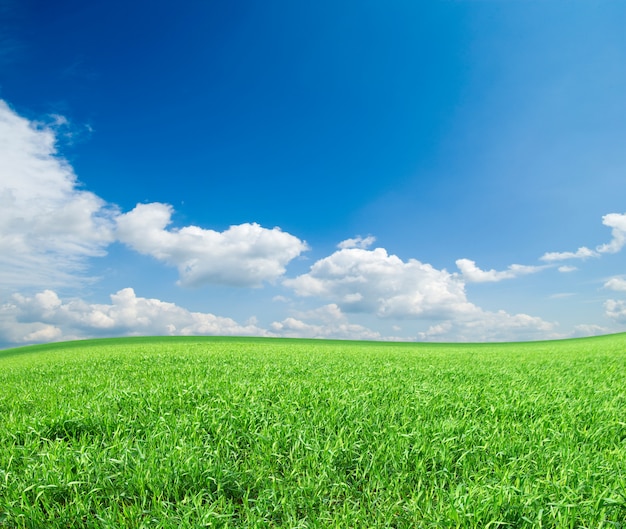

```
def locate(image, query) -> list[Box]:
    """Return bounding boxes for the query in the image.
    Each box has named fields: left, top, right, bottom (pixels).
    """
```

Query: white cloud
left=456, top=258, right=543, bottom=283
left=283, top=245, right=556, bottom=341
left=0, top=100, right=116, bottom=288
left=271, top=304, right=383, bottom=340
left=558, top=266, right=577, bottom=273
left=0, top=101, right=308, bottom=292
left=539, top=212, right=626, bottom=264
left=605, top=277, right=626, bottom=292
left=0, top=288, right=271, bottom=344
left=0, top=274, right=560, bottom=345
left=22, top=325, right=64, bottom=343
left=597, top=213, right=626, bottom=254
left=605, top=299, right=626, bottom=324
left=116, top=203, right=308, bottom=287
left=417, top=309, right=557, bottom=342
left=272, top=295, right=290, bottom=303
left=540, top=246, right=597, bottom=262
left=568, top=324, right=611, bottom=338
left=284, top=246, right=475, bottom=318
left=337, top=235, right=376, bottom=250
left=0, top=99, right=611, bottom=345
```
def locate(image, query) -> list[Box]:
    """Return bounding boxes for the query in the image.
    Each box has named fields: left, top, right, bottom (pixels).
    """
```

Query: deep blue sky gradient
left=1, top=0, right=626, bottom=343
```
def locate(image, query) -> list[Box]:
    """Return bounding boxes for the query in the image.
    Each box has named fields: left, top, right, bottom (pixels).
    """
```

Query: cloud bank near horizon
left=283, top=245, right=560, bottom=341
left=0, top=286, right=559, bottom=345
left=0, top=288, right=272, bottom=344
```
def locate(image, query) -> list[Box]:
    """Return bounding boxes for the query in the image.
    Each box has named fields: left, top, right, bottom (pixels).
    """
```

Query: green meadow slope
left=0, top=335, right=625, bottom=528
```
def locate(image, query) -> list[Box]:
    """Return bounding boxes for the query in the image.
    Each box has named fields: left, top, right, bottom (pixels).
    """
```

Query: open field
left=0, top=335, right=625, bottom=528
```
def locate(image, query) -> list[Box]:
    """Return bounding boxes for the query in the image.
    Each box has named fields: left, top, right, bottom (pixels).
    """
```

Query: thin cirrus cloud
left=0, top=100, right=116, bottom=288
left=116, top=203, right=309, bottom=288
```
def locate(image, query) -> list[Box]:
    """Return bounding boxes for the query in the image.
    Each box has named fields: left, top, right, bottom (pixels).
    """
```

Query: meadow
left=0, top=334, right=625, bottom=528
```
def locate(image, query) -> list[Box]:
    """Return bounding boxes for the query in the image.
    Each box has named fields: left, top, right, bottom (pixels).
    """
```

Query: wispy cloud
left=337, top=235, right=376, bottom=250
left=456, top=258, right=543, bottom=283
left=540, top=246, right=597, bottom=262
left=540, top=212, right=626, bottom=263
left=605, top=299, right=626, bottom=324
left=569, top=324, right=611, bottom=338
left=549, top=292, right=575, bottom=299
left=417, top=310, right=556, bottom=343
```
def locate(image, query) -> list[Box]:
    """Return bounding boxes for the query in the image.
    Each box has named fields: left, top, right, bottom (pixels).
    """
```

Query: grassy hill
left=1, top=335, right=625, bottom=528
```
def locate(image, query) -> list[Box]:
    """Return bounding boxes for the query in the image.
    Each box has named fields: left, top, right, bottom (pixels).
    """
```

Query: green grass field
left=0, top=334, right=625, bottom=528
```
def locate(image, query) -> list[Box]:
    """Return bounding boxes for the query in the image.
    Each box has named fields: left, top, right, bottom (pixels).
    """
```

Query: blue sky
left=1, top=0, right=626, bottom=346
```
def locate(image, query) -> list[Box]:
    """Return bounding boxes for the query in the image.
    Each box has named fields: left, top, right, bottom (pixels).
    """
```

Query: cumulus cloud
left=337, top=235, right=376, bottom=250
left=282, top=245, right=559, bottom=341
left=597, top=213, right=626, bottom=254
left=271, top=304, right=383, bottom=340
left=116, top=203, right=308, bottom=287
left=540, top=246, right=597, bottom=262
left=0, top=288, right=271, bottom=344
left=0, top=101, right=308, bottom=292
left=284, top=246, right=475, bottom=319
left=0, top=99, right=611, bottom=344
left=605, top=299, right=626, bottom=324
left=605, top=277, right=626, bottom=292
left=456, top=258, right=543, bottom=283
left=0, top=100, right=116, bottom=288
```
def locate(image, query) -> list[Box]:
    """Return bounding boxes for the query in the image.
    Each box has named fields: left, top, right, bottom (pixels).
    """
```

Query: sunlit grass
left=1, top=335, right=625, bottom=527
